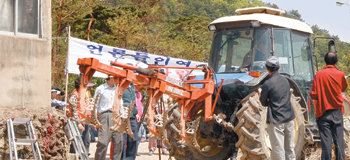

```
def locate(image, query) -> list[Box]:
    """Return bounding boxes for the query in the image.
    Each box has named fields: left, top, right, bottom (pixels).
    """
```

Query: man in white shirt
left=94, top=76, right=123, bottom=160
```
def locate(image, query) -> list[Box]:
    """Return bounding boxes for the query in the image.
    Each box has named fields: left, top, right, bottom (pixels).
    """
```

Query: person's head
left=106, top=75, right=115, bottom=87
left=51, top=88, right=63, bottom=99
left=75, top=76, right=95, bottom=90
left=265, top=56, right=280, bottom=74
left=324, top=52, right=338, bottom=65
left=75, top=77, right=81, bottom=90
left=51, top=90, right=57, bottom=99
left=53, top=88, right=64, bottom=100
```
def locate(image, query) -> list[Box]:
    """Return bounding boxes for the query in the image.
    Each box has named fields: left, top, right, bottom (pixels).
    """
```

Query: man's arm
left=341, top=74, right=348, bottom=92
left=259, top=83, right=269, bottom=106
left=51, top=99, right=68, bottom=108
left=93, top=87, right=100, bottom=99
left=132, top=105, right=138, bottom=117
left=310, top=75, right=318, bottom=100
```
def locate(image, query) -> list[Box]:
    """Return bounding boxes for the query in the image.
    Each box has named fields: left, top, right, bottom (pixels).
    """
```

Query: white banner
left=68, top=37, right=207, bottom=79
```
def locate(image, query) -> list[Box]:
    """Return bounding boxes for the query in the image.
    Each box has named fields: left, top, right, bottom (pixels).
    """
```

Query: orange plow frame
left=76, top=58, right=219, bottom=139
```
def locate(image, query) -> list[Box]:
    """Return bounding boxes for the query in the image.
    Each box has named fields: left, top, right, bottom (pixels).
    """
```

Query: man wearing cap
left=259, top=56, right=295, bottom=160
left=51, top=88, right=68, bottom=108
left=94, top=75, right=124, bottom=160
left=310, top=52, right=347, bottom=160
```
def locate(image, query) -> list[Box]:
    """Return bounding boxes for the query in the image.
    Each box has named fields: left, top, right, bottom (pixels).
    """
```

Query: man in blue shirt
left=51, top=89, right=68, bottom=108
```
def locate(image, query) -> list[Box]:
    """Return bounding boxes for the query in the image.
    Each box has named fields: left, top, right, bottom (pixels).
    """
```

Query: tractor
left=75, top=6, right=349, bottom=160
left=166, top=7, right=349, bottom=160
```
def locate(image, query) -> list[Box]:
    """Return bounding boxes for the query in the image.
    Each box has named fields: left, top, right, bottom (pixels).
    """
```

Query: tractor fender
left=343, top=94, right=350, bottom=117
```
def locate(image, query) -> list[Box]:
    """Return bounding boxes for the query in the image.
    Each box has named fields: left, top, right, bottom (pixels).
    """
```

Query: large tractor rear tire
left=168, top=129, right=194, bottom=160
left=189, top=119, right=236, bottom=160
left=234, top=90, right=306, bottom=159
left=166, top=112, right=194, bottom=160
left=167, top=120, right=235, bottom=160
left=166, top=107, right=236, bottom=160
left=343, top=99, right=350, bottom=159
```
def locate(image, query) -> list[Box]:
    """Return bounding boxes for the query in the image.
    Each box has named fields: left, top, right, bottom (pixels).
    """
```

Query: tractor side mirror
left=313, top=37, right=337, bottom=71
left=328, top=40, right=337, bottom=53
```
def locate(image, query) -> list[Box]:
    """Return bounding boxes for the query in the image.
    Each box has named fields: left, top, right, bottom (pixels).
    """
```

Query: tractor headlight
left=208, top=25, right=216, bottom=31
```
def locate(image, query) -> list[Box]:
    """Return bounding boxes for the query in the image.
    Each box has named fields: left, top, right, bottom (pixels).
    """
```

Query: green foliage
left=264, top=2, right=303, bottom=21
left=162, top=0, right=264, bottom=20
left=283, top=10, right=303, bottom=21
left=161, top=15, right=212, bottom=61
left=51, top=0, right=105, bottom=89
left=72, top=5, right=120, bottom=45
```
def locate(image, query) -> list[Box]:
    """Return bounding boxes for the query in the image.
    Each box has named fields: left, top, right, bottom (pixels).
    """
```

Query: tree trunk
left=87, top=13, right=94, bottom=41
left=52, top=0, right=64, bottom=68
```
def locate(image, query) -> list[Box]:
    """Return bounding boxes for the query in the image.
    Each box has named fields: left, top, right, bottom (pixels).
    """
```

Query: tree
left=284, top=10, right=303, bottom=21
left=157, top=15, right=212, bottom=61
left=52, top=0, right=91, bottom=67
left=162, top=0, right=264, bottom=20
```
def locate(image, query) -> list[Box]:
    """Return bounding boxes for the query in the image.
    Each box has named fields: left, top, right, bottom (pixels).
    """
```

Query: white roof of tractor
left=210, top=7, right=313, bottom=34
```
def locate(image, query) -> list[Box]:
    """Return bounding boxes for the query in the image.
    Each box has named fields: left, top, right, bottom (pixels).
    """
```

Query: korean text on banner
left=68, top=37, right=207, bottom=79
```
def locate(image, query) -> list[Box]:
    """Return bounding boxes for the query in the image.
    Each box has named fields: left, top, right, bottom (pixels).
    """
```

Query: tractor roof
left=209, top=7, right=313, bottom=34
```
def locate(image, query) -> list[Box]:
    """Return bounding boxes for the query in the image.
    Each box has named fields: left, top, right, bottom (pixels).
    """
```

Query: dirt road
left=88, top=140, right=170, bottom=160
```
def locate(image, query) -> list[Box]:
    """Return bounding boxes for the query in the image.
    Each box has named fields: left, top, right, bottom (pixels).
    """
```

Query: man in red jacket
left=310, top=52, right=348, bottom=160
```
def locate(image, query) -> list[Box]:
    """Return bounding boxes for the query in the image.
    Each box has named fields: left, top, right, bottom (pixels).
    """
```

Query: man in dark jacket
left=122, top=83, right=140, bottom=160
left=310, top=52, right=347, bottom=160
left=259, top=56, right=295, bottom=160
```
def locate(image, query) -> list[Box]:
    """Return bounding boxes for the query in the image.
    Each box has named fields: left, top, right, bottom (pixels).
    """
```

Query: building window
left=0, top=0, right=14, bottom=32
left=0, top=0, right=41, bottom=37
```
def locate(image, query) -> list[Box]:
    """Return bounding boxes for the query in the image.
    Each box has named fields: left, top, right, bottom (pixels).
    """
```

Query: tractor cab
left=208, top=7, right=315, bottom=83
left=207, top=7, right=317, bottom=123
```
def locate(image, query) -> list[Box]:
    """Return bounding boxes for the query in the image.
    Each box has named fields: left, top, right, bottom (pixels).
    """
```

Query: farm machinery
left=72, top=7, right=349, bottom=160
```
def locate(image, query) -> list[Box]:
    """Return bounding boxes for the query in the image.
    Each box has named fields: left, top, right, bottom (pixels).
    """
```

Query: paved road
left=88, top=140, right=170, bottom=160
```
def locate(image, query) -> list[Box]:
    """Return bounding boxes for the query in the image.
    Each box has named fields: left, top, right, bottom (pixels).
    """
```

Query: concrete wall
left=0, top=1, right=51, bottom=109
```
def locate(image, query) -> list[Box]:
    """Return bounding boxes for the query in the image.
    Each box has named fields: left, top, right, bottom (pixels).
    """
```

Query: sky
left=261, top=0, right=350, bottom=43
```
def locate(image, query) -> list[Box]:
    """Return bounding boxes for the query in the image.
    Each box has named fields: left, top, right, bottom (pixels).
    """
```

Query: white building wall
left=0, top=1, right=51, bottom=109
